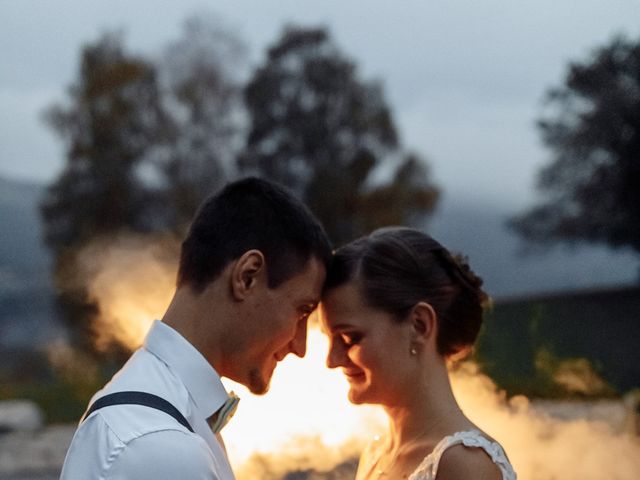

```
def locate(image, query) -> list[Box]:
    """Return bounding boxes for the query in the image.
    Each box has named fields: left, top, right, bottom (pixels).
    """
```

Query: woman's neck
left=383, top=359, right=468, bottom=450
left=359, top=358, right=475, bottom=480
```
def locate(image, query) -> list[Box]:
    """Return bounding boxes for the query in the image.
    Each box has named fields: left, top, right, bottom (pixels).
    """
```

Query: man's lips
left=274, top=350, right=288, bottom=362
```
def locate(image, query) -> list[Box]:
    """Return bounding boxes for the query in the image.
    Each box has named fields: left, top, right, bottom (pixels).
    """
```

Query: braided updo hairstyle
left=323, top=227, right=489, bottom=357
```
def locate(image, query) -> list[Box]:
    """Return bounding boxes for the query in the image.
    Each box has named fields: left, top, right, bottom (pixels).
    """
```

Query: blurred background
left=1, top=1, right=639, bottom=479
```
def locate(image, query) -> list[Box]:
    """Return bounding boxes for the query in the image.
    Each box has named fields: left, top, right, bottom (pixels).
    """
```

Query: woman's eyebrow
left=328, top=323, right=355, bottom=332
left=299, top=302, right=317, bottom=311
left=300, top=299, right=319, bottom=309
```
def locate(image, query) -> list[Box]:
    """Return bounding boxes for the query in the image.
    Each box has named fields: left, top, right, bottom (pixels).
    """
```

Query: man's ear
left=230, top=250, right=266, bottom=301
left=410, top=302, right=437, bottom=346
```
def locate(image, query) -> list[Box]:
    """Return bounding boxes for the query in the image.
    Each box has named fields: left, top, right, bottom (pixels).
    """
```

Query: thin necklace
left=367, top=436, right=411, bottom=479
left=370, top=406, right=463, bottom=479
left=372, top=443, right=411, bottom=479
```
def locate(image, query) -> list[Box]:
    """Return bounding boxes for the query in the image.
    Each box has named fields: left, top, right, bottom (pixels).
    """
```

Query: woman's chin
left=347, top=387, right=370, bottom=405
left=348, top=393, right=362, bottom=404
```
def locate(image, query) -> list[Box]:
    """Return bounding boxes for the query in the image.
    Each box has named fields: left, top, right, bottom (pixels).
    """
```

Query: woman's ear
left=410, top=301, right=437, bottom=345
left=230, top=250, right=265, bottom=300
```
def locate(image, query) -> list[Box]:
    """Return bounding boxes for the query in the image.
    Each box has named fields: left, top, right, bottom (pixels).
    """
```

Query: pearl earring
left=410, top=346, right=418, bottom=355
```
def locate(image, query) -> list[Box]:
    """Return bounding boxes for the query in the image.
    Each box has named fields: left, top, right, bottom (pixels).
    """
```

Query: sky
left=1, top=0, right=639, bottom=209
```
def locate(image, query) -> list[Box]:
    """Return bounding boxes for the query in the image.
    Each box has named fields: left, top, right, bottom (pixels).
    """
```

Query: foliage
left=159, top=13, right=246, bottom=228
left=510, top=35, right=640, bottom=254
left=41, top=18, right=245, bottom=356
left=42, top=18, right=245, bottom=248
left=475, top=288, right=639, bottom=398
left=239, top=26, right=438, bottom=244
left=41, top=21, right=437, bottom=359
left=42, top=32, right=170, bottom=252
left=41, top=33, right=169, bottom=355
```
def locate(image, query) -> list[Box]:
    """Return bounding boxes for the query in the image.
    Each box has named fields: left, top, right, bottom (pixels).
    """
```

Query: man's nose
left=289, top=319, right=308, bottom=358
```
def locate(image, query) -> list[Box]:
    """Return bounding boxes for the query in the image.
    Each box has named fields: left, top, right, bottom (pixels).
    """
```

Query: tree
left=41, top=19, right=246, bottom=355
left=42, top=32, right=171, bottom=252
left=239, top=26, right=438, bottom=244
left=510, top=35, right=640, bottom=254
left=42, top=32, right=172, bottom=354
left=159, top=13, right=246, bottom=228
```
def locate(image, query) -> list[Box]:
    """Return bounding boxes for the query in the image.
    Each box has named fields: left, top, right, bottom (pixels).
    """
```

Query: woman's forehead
left=320, top=281, right=374, bottom=331
left=322, top=281, right=365, bottom=312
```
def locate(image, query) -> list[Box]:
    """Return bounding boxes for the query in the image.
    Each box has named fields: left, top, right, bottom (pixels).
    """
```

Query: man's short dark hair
left=177, top=177, right=332, bottom=292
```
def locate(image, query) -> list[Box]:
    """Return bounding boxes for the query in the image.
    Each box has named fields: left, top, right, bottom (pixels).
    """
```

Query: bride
left=320, top=227, right=516, bottom=479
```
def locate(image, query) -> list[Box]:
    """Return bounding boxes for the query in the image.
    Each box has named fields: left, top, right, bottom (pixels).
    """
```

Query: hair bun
left=440, top=251, right=490, bottom=309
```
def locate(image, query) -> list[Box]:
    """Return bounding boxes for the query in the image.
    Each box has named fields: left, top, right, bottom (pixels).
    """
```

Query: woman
left=320, top=227, right=516, bottom=479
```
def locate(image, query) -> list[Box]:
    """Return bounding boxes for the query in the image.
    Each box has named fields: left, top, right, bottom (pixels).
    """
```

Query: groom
left=60, top=177, right=331, bottom=479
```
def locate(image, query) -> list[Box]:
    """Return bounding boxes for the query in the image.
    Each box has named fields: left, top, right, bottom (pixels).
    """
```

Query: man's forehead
left=300, top=257, right=327, bottom=288
left=275, top=256, right=326, bottom=303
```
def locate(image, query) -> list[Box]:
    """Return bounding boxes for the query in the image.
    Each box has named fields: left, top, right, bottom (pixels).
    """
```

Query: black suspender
left=82, top=391, right=194, bottom=433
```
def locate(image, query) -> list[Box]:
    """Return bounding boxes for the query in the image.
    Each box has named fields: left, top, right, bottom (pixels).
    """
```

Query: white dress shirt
left=60, top=320, right=236, bottom=480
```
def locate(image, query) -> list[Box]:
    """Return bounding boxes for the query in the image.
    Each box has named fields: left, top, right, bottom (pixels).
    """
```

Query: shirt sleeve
left=105, top=429, right=221, bottom=480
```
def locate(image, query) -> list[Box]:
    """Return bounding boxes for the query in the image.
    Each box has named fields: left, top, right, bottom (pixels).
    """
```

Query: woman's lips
left=343, top=370, right=365, bottom=381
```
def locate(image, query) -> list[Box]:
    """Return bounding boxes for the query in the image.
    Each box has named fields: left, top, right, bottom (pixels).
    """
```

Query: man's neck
left=162, top=285, right=230, bottom=374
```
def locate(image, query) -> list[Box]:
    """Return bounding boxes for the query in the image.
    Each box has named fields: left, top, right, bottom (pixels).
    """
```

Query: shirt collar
left=143, top=320, right=229, bottom=419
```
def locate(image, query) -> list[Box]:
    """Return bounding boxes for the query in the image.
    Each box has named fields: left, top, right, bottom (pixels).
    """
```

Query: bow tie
left=208, top=391, right=240, bottom=433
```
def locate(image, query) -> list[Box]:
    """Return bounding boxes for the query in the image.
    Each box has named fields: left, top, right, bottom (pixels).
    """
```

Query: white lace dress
left=408, top=429, right=517, bottom=480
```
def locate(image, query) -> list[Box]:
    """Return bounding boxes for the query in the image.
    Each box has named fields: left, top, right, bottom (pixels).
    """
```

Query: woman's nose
left=326, top=340, right=347, bottom=369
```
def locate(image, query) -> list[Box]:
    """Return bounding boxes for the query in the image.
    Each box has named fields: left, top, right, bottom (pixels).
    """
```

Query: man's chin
left=247, top=368, right=272, bottom=395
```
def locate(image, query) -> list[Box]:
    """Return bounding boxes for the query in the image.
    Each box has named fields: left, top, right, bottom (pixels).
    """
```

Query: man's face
left=235, top=257, right=326, bottom=395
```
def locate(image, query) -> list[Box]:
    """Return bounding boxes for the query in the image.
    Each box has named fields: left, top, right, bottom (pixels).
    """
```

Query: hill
left=0, top=176, right=60, bottom=348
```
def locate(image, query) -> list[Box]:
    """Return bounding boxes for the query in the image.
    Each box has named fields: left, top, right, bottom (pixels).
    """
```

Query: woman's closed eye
left=340, top=332, right=362, bottom=347
left=298, top=304, right=317, bottom=321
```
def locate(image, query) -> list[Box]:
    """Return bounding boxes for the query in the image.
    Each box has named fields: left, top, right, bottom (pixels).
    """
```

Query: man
left=60, top=177, right=332, bottom=479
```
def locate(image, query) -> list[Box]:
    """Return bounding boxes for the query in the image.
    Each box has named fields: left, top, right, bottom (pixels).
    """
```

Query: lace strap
left=409, top=430, right=517, bottom=480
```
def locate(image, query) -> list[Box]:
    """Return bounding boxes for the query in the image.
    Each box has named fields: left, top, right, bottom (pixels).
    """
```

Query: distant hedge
left=475, top=285, right=640, bottom=397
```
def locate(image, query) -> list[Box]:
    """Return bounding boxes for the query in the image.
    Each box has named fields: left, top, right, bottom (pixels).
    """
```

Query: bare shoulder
left=435, top=443, right=503, bottom=480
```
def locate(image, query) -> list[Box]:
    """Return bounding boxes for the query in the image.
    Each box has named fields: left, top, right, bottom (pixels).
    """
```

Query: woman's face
left=320, top=280, right=417, bottom=406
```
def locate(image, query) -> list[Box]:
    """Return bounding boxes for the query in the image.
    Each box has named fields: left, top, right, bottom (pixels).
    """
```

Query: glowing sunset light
left=223, top=324, right=385, bottom=476
left=75, top=235, right=640, bottom=480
